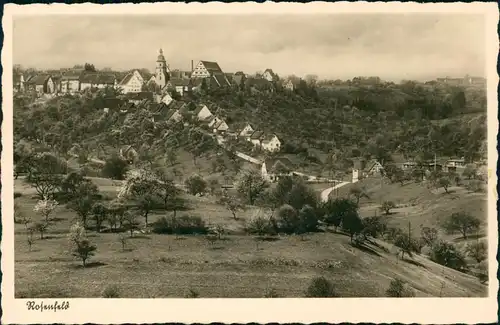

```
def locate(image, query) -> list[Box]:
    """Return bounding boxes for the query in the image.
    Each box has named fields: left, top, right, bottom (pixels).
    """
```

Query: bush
left=305, top=276, right=337, bottom=297
left=245, top=215, right=276, bottom=236
left=152, top=215, right=208, bottom=235
left=102, top=285, right=120, bottom=298
left=185, top=174, right=207, bottom=196
left=185, top=288, right=199, bottom=298
left=101, top=155, right=129, bottom=180
left=385, top=278, right=415, bottom=297
left=14, top=192, right=23, bottom=198
left=264, top=288, right=280, bottom=298
left=275, top=204, right=299, bottom=234
left=466, top=180, right=484, bottom=193
left=430, top=241, right=467, bottom=271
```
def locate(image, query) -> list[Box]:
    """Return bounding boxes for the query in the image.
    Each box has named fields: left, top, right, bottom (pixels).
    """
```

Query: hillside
left=14, top=177, right=487, bottom=298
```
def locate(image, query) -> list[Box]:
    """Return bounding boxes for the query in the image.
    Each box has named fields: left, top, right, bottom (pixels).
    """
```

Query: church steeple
left=155, top=48, right=169, bottom=88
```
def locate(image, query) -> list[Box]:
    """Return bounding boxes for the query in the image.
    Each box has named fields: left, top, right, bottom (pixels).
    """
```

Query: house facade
left=119, top=70, right=144, bottom=93
left=61, top=73, right=81, bottom=93
left=261, top=134, right=281, bottom=152
left=262, top=69, right=278, bottom=82
left=166, top=109, right=183, bottom=123
left=160, top=93, right=174, bottom=106
left=28, top=75, right=55, bottom=95
left=194, top=104, right=213, bottom=121
left=261, top=157, right=295, bottom=182
left=239, top=123, right=254, bottom=137
left=191, top=60, right=224, bottom=78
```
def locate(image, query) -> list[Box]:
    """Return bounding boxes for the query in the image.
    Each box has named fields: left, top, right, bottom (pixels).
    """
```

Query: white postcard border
left=2, top=2, right=498, bottom=324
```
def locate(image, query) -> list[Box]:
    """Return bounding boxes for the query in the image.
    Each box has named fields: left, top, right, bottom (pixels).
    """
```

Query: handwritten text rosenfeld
left=26, top=300, right=70, bottom=312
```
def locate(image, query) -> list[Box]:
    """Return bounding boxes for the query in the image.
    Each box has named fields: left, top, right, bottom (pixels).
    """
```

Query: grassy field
left=14, top=176, right=488, bottom=298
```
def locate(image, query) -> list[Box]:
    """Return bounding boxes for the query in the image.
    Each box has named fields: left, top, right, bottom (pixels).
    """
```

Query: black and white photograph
left=2, top=2, right=498, bottom=324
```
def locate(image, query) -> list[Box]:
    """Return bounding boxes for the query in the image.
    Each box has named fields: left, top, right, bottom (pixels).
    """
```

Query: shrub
left=465, top=241, right=487, bottom=263
left=380, top=201, right=396, bottom=215
left=102, top=285, right=120, bottom=298
left=185, top=174, right=207, bottom=196
left=430, top=241, right=467, bottom=271
left=185, top=288, right=199, bottom=298
left=466, top=180, right=484, bottom=193
left=264, top=288, right=280, bottom=298
left=305, top=276, right=337, bottom=297
left=245, top=215, right=276, bottom=236
left=276, top=204, right=299, bottom=234
left=152, top=215, right=208, bottom=235
left=14, top=192, right=23, bottom=198
left=385, top=278, right=415, bottom=297
left=101, top=155, right=129, bottom=180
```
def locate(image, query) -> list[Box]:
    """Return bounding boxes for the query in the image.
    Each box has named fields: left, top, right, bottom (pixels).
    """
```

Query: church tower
left=155, top=48, right=169, bottom=89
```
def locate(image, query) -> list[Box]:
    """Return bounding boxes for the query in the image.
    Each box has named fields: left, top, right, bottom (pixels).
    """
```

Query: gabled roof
left=264, top=157, right=295, bottom=173
left=61, top=70, right=83, bottom=81
left=28, top=74, right=52, bottom=85
left=246, top=77, right=272, bottom=88
left=166, top=109, right=181, bottom=120
left=168, top=78, right=190, bottom=87
left=194, top=103, right=211, bottom=115
left=249, top=130, right=265, bottom=140
left=364, top=159, right=383, bottom=172
left=80, top=73, right=99, bottom=83
left=200, top=60, right=223, bottom=73
left=264, top=68, right=277, bottom=77
left=261, top=134, right=280, bottom=144
left=126, top=91, right=154, bottom=101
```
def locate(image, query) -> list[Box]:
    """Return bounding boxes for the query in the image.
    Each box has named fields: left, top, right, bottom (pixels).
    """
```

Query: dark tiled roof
left=264, top=157, right=295, bottom=173
left=168, top=78, right=190, bottom=87
left=126, top=91, right=154, bottom=101
left=250, top=130, right=264, bottom=140
left=200, top=61, right=223, bottom=73
left=261, top=134, right=279, bottom=144
left=119, top=73, right=134, bottom=85
left=28, top=74, right=51, bottom=85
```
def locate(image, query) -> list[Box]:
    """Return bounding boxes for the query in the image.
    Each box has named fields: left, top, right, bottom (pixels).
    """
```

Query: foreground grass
left=14, top=178, right=487, bottom=298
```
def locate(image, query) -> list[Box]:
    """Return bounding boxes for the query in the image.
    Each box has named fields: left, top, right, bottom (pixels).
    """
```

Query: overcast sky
left=13, top=14, right=486, bottom=81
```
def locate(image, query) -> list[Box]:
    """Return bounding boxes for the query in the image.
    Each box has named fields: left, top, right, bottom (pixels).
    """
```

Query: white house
left=119, top=70, right=144, bottom=94
left=239, top=123, right=254, bottom=138
left=261, top=134, right=281, bottom=152
left=160, top=93, right=174, bottom=106
left=191, top=60, right=224, bottom=78
left=211, top=119, right=229, bottom=133
left=262, top=69, right=278, bottom=82
left=61, top=73, right=81, bottom=93
left=261, top=157, right=295, bottom=182
left=166, top=109, right=183, bottom=123
left=194, top=104, right=213, bottom=121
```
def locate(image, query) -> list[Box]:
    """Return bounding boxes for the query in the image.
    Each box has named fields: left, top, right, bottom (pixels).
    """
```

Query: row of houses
left=353, top=156, right=483, bottom=181
left=436, top=75, right=486, bottom=87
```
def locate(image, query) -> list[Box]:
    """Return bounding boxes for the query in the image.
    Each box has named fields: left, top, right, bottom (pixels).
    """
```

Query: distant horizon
left=13, top=14, right=486, bottom=83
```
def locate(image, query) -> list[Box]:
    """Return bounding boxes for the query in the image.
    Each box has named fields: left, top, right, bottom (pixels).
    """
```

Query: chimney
left=191, top=60, right=194, bottom=72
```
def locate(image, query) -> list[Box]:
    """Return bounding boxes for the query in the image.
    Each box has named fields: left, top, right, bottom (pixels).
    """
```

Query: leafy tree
left=380, top=201, right=396, bottom=215
left=34, top=222, right=49, bottom=239
left=67, top=180, right=99, bottom=229
left=465, top=241, right=487, bottom=263
left=101, top=155, right=129, bottom=180
left=25, top=153, right=66, bottom=200
left=441, top=212, right=481, bottom=239
left=69, top=222, right=97, bottom=267
left=235, top=170, right=269, bottom=205
left=462, top=164, right=477, bottom=180
left=208, top=178, right=221, bottom=196
left=393, top=233, right=420, bottom=259
left=420, top=226, right=439, bottom=247
left=276, top=204, right=299, bottom=234
left=155, top=170, right=180, bottom=211
left=33, top=199, right=58, bottom=223
left=361, top=216, right=387, bottom=239
left=123, top=211, right=140, bottom=237
left=322, top=198, right=358, bottom=232
left=430, top=240, right=467, bottom=271
left=60, top=171, right=86, bottom=202
left=349, top=186, right=369, bottom=205
left=91, top=202, right=109, bottom=233
left=438, top=177, right=451, bottom=193
left=298, top=204, right=320, bottom=233
left=185, top=174, right=207, bottom=196
left=246, top=214, right=275, bottom=237
left=342, top=211, right=364, bottom=243
left=386, top=278, right=415, bottom=297
left=218, top=190, right=244, bottom=220
left=305, top=277, right=337, bottom=297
